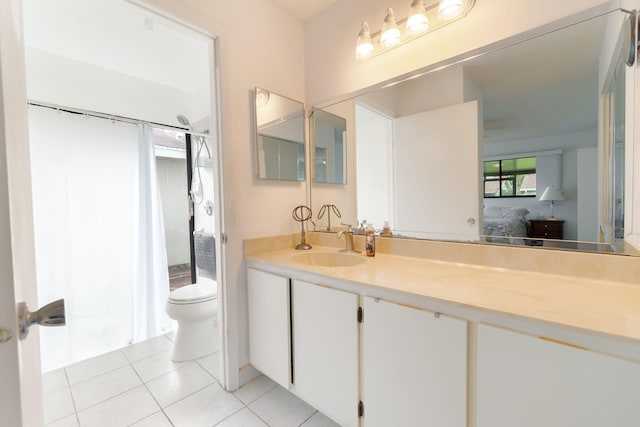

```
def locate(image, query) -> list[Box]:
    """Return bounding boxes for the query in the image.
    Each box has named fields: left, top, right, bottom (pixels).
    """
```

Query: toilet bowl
left=166, top=282, right=218, bottom=362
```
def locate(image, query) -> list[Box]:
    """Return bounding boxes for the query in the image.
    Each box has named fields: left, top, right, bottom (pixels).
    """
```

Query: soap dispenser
left=380, top=221, right=392, bottom=237
left=365, top=224, right=375, bottom=257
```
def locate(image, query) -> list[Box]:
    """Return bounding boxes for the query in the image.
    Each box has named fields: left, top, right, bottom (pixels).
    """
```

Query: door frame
left=126, top=0, right=232, bottom=388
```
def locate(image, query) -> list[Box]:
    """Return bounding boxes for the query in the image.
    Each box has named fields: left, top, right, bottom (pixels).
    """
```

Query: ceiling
left=22, top=0, right=212, bottom=94
left=271, top=0, right=340, bottom=22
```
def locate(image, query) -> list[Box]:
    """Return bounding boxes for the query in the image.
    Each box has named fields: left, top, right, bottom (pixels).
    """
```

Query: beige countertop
left=246, top=246, right=640, bottom=342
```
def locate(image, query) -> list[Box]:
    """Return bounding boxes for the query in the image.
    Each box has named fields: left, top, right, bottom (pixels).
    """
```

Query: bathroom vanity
left=245, top=239, right=640, bottom=427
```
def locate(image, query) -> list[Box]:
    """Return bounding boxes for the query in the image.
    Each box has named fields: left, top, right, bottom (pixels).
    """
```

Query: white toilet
left=166, top=282, right=218, bottom=362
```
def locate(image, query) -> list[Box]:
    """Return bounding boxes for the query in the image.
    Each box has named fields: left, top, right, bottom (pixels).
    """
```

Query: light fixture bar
left=357, top=0, right=475, bottom=60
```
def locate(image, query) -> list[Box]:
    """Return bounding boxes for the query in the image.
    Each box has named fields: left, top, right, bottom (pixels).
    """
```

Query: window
left=484, top=157, right=536, bottom=198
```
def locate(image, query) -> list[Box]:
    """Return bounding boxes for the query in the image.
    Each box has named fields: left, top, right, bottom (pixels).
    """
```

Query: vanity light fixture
left=381, top=8, right=401, bottom=49
left=438, top=0, right=465, bottom=20
left=407, top=0, right=429, bottom=35
left=355, top=22, right=374, bottom=60
left=355, top=0, right=475, bottom=60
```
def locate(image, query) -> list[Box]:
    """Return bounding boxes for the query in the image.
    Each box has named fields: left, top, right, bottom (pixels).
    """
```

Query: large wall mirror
left=254, top=87, right=305, bottom=181
left=311, top=9, right=637, bottom=255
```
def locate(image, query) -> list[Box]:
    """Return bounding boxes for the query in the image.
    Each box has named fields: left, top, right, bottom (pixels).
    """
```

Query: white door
left=0, top=0, right=44, bottom=425
left=247, top=268, right=291, bottom=388
left=477, top=324, right=640, bottom=427
left=394, top=100, right=480, bottom=240
left=292, top=280, right=359, bottom=427
left=362, top=297, right=467, bottom=427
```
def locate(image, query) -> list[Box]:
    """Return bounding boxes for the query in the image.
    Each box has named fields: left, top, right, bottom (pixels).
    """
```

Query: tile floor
left=42, top=334, right=339, bottom=427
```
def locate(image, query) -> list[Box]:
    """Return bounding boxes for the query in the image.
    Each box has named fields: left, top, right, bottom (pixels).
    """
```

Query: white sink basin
left=292, top=252, right=366, bottom=267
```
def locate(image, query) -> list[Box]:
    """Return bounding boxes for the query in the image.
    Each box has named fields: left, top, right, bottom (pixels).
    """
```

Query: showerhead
left=177, top=114, right=191, bottom=128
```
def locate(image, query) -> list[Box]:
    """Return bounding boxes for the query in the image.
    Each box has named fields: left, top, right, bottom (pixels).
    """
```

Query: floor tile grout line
left=298, top=409, right=319, bottom=426
left=193, top=352, right=221, bottom=382
left=65, top=349, right=132, bottom=387
left=244, top=404, right=272, bottom=427
left=210, top=403, right=249, bottom=427
left=62, top=364, right=82, bottom=427
left=129, top=359, right=168, bottom=425
left=72, top=382, right=147, bottom=416
left=121, top=340, right=176, bottom=364
left=135, top=358, right=197, bottom=384
left=233, top=379, right=278, bottom=406
left=158, top=381, right=218, bottom=412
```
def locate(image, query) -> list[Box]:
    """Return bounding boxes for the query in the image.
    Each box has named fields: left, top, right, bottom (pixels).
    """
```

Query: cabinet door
left=292, top=280, right=359, bottom=427
left=247, top=268, right=290, bottom=388
left=362, top=297, right=467, bottom=427
left=477, top=324, right=640, bottom=427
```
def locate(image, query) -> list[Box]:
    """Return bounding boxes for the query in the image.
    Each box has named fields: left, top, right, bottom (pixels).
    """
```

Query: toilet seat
left=168, top=283, right=217, bottom=305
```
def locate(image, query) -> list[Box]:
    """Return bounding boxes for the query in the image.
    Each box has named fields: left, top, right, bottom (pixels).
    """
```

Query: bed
left=482, top=206, right=529, bottom=244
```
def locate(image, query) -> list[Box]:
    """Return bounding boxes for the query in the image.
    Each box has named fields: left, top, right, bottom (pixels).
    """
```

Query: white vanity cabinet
left=247, top=268, right=291, bottom=388
left=477, top=324, right=640, bottom=427
left=361, top=297, right=468, bottom=427
left=292, top=280, right=360, bottom=427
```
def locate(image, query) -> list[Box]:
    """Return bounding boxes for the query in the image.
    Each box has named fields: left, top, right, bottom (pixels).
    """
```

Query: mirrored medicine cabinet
left=254, top=87, right=305, bottom=181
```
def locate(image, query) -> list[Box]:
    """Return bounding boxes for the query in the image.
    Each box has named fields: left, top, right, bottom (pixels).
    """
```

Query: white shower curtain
left=29, top=106, right=171, bottom=372
left=133, top=124, right=171, bottom=342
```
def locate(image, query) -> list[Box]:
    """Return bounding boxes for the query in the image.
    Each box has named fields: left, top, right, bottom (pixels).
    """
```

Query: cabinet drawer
left=528, top=220, right=564, bottom=239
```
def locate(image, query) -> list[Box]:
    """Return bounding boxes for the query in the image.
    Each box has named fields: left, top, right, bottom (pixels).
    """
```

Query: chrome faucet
left=337, top=224, right=360, bottom=253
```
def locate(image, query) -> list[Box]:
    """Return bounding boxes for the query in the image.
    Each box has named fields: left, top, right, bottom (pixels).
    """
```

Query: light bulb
left=380, top=8, right=401, bottom=49
left=438, top=0, right=464, bottom=20
left=407, top=0, right=429, bottom=35
left=355, top=21, right=374, bottom=60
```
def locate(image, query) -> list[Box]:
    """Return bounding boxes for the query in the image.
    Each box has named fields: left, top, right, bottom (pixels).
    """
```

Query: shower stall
left=29, top=105, right=216, bottom=372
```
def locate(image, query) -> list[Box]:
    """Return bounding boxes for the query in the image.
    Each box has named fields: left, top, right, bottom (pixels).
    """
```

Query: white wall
left=26, top=48, right=195, bottom=126
left=355, top=104, right=393, bottom=229
left=578, top=148, right=599, bottom=241
left=145, top=0, right=306, bottom=389
left=305, top=0, right=619, bottom=106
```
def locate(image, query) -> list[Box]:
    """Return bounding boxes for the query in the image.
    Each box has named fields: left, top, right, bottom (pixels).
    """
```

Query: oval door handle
left=467, top=218, right=476, bottom=225
left=18, top=298, right=65, bottom=340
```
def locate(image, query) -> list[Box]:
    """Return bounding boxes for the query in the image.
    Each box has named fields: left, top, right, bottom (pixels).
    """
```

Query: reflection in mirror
left=254, top=87, right=305, bottom=181
left=312, top=9, right=636, bottom=254
left=311, top=108, right=347, bottom=184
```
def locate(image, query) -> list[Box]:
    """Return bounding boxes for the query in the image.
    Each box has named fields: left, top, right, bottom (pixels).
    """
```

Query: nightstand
left=528, top=220, right=564, bottom=239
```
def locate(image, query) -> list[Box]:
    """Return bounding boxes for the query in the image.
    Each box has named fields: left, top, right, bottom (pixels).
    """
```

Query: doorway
left=21, top=0, right=225, bottom=388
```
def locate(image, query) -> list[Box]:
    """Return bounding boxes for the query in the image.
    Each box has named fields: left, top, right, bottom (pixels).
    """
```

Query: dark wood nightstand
left=528, top=220, right=564, bottom=239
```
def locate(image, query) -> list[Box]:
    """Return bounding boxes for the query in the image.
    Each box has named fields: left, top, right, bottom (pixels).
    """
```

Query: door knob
left=18, top=298, right=65, bottom=340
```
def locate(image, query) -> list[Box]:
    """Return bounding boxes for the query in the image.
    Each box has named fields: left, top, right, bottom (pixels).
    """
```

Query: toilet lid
left=169, top=283, right=217, bottom=303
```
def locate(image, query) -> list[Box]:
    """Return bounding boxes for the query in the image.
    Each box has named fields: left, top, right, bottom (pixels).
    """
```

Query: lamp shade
left=380, top=8, right=401, bottom=49
left=438, top=0, right=464, bottom=20
left=407, top=0, right=429, bottom=35
left=539, top=185, right=565, bottom=202
left=355, top=21, right=374, bottom=60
